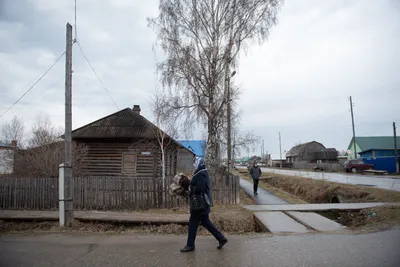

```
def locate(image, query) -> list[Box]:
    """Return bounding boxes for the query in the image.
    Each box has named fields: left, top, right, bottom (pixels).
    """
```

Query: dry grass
left=335, top=206, right=400, bottom=230
left=237, top=169, right=249, bottom=174
left=235, top=169, right=400, bottom=229
left=0, top=205, right=257, bottom=235
left=209, top=205, right=257, bottom=234
left=239, top=174, right=306, bottom=204
left=262, top=172, right=400, bottom=203
left=260, top=172, right=400, bottom=229
left=240, top=188, right=257, bottom=205
left=139, top=207, right=189, bottom=215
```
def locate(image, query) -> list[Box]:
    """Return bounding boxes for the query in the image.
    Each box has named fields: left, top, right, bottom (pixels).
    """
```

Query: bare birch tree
left=152, top=89, right=179, bottom=181
left=27, top=114, right=63, bottom=148
left=0, top=116, right=25, bottom=147
left=148, top=0, right=282, bottom=173
left=0, top=116, right=25, bottom=174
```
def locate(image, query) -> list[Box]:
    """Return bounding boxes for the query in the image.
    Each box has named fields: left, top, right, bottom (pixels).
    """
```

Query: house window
left=122, top=153, right=136, bottom=174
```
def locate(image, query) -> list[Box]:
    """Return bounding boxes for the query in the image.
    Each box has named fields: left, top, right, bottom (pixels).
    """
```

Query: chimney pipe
left=133, top=105, right=141, bottom=115
left=10, top=140, right=17, bottom=148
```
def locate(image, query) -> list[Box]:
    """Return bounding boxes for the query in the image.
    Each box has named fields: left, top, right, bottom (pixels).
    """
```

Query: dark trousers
left=186, top=211, right=225, bottom=247
left=253, top=178, right=259, bottom=193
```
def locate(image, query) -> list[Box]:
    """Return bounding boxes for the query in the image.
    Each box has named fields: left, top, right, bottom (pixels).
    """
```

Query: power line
left=25, top=76, right=65, bottom=105
left=10, top=76, right=65, bottom=115
left=0, top=51, right=66, bottom=119
left=74, top=0, right=78, bottom=42
left=76, top=41, right=119, bottom=110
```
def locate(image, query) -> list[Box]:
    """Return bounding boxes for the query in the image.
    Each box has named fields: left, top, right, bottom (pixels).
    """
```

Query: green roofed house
left=241, top=157, right=251, bottom=166
left=346, top=136, right=400, bottom=159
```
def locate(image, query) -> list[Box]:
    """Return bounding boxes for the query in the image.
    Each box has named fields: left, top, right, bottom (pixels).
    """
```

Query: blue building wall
left=360, top=149, right=397, bottom=158
left=360, top=151, right=374, bottom=158
left=362, top=156, right=399, bottom=174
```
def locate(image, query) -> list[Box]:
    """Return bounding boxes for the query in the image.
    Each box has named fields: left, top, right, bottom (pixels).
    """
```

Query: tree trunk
left=160, top=142, right=166, bottom=205
left=206, top=114, right=219, bottom=177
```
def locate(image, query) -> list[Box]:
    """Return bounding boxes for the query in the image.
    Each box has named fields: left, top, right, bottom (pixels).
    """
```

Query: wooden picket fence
left=0, top=175, right=240, bottom=211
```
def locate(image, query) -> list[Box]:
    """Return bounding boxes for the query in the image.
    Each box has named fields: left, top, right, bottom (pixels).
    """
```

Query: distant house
left=14, top=105, right=195, bottom=177
left=271, top=159, right=286, bottom=167
left=286, top=141, right=338, bottom=164
left=240, top=157, right=251, bottom=166
left=346, top=136, right=400, bottom=159
left=0, top=141, right=17, bottom=174
left=177, top=140, right=206, bottom=159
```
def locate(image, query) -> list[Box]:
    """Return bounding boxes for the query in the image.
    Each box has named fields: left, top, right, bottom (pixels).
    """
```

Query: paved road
left=243, top=167, right=400, bottom=192
left=1, top=231, right=399, bottom=267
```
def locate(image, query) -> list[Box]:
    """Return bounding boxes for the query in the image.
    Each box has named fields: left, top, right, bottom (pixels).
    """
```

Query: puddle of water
left=356, top=184, right=376, bottom=187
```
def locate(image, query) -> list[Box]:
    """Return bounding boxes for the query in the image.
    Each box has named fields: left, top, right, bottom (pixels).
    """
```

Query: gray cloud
left=236, top=0, right=400, bottom=157
left=0, top=0, right=399, bottom=159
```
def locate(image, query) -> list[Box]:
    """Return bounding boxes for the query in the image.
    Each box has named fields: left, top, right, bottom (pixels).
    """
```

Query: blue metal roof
left=177, top=140, right=206, bottom=158
left=0, top=142, right=11, bottom=148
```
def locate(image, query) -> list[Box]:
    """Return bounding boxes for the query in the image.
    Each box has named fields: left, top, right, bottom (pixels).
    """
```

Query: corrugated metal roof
left=70, top=107, right=195, bottom=155
left=352, top=136, right=400, bottom=152
left=286, top=141, right=327, bottom=157
left=0, top=142, right=10, bottom=148
left=177, top=140, right=206, bottom=158
left=286, top=142, right=312, bottom=157
left=71, top=108, right=158, bottom=139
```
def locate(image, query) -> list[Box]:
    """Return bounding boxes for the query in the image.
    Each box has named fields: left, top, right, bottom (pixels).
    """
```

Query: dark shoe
left=254, top=192, right=258, bottom=196
left=180, top=246, right=195, bottom=252
left=217, top=238, right=228, bottom=249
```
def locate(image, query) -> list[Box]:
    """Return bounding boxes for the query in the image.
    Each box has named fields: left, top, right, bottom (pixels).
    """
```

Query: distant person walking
left=180, top=157, right=228, bottom=252
left=249, top=162, right=262, bottom=196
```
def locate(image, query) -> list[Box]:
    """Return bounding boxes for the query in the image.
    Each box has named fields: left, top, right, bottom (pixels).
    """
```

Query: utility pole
left=262, top=139, right=264, bottom=158
left=260, top=143, right=263, bottom=159
left=60, top=23, right=74, bottom=226
left=226, top=72, right=232, bottom=173
left=232, top=133, right=235, bottom=168
left=261, top=138, right=265, bottom=166
left=226, top=69, right=236, bottom=173
left=349, top=96, right=357, bottom=159
left=394, top=122, right=399, bottom=174
left=226, top=0, right=237, bottom=175
left=279, top=132, right=282, bottom=168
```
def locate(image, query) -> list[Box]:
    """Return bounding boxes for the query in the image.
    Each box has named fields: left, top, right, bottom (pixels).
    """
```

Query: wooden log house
left=14, top=105, right=195, bottom=178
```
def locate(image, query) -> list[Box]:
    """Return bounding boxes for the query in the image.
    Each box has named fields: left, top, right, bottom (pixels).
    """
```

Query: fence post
left=235, top=175, right=240, bottom=204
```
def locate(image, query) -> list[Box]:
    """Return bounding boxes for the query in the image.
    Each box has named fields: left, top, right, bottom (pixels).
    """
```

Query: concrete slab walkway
left=239, top=177, right=348, bottom=234
left=242, top=202, right=400, bottom=212
left=0, top=210, right=189, bottom=224
left=287, top=211, right=346, bottom=232
left=239, top=178, right=288, bottom=205
left=254, top=212, right=310, bottom=234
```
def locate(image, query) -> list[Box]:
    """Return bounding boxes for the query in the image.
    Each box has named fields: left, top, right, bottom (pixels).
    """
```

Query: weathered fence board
left=0, top=175, right=240, bottom=211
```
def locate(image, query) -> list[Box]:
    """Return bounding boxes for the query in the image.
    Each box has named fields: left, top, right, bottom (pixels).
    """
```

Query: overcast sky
left=0, top=0, right=399, bottom=159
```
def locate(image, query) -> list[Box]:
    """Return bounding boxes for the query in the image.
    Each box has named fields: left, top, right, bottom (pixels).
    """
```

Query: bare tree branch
left=27, top=113, right=63, bottom=148
left=0, top=116, right=25, bottom=147
left=148, top=0, right=283, bottom=172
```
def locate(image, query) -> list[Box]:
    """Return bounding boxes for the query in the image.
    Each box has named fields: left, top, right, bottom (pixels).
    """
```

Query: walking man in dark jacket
left=249, top=162, right=262, bottom=196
